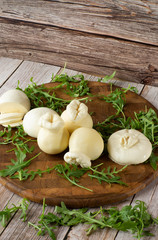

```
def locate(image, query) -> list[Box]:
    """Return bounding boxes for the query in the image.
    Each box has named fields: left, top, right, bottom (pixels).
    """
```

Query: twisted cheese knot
left=67, top=99, right=88, bottom=121
left=120, top=133, right=138, bottom=149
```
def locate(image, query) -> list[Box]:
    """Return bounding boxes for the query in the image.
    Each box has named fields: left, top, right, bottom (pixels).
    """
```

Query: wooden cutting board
left=0, top=81, right=158, bottom=208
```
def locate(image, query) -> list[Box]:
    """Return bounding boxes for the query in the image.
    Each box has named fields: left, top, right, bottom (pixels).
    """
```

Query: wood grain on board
left=0, top=81, right=158, bottom=208
left=0, top=1, right=158, bottom=85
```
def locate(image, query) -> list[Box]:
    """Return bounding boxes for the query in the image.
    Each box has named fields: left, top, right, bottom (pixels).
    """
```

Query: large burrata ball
left=0, top=89, right=30, bottom=114
left=23, top=107, right=59, bottom=138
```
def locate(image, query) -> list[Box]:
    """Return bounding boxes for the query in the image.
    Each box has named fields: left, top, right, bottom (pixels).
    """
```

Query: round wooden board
left=0, top=81, right=158, bottom=208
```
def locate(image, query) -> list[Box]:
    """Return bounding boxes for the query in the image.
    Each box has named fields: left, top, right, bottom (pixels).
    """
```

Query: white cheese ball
left=37, top=113, right=69, bottom=154
left=107, top=129, right=152, bottom=165
left=64, top=127, right=104, bottom=167
left=23, top=107, right=58, bottom=138
left=0, top=89, right=30, bottom=114
left=69, top=127, right=104, bottom=160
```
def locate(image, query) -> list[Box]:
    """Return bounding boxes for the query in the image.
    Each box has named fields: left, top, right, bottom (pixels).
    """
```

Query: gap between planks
left=0, top=57, right=23, bottom=87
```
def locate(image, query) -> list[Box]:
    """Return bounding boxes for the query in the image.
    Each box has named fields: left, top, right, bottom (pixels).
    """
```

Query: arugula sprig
left=0, top=125, right=43, bottom=180
left=17, top=78, right=72, bottom=113
left=51, top=72, right=91, bottom=97
left=29, top=199, right=158, bottom=240
left=17, top=78, right=89, bottom=114
left=0, top=198, right=30, bottom=227
left=1, top=158, right=127, bottom=188
left=133, top=108, right=158, bottom=144
left=88, top=165, right=128, bottom=186
left=11, top=167, right=54, bottom=181
left=98, top=71, right=116, bottom=83
left=0, top=146, right=41, bottom=178
left=0, top=125, right=35, bottom=154
left=99, top=85, right=138, bottom=119
left=54, top=163, right=93, bottom=192
left=54, top=163, right=127, bottom=191
left=28, top=199, right=58, bottom=239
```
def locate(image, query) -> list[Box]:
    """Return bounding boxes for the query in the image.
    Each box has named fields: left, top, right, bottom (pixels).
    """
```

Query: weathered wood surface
left=1, top=0, right=158, bottom=45
left=0, top=1, right=158, bottom=85
left=0, top=57, right=158, bottom=239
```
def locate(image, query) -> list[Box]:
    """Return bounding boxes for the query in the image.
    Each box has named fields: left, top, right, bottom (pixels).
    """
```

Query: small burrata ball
left=23, top=107, right=59, bottom=138
left=107, top=129, right=152, bottom=165
left=37, top=113, right=69, bottom=154
left=64, top=127, right=104, bottom=167
left=0, top=89, right=30, bottom=114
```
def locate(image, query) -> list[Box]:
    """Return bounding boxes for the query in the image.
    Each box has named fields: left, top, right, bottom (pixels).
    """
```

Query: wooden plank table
left=0, top=57, right=158, bottom=239
left=0, top=1, right=158, bottom=86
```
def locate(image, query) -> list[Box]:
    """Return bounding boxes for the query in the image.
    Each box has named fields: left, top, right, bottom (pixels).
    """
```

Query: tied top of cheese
left=61, top=100, right=93, bottom=134
left=66, top=100, right=88, bottom=121
left=39, top=112, right=64, bottom=132
left=120, top=132, right=139, bottom=149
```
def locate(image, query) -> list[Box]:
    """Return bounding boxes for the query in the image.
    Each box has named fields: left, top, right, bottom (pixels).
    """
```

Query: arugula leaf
left=99, top=85, right=137, bottom=118
left=51, top=72, right=91, bottom=97
left=101, top=88, right=126, bottom=117
left=17, top=78, right=70, bottom=113
left=88, top=165, right=128, bottom=186
left=0, top=125, right=41, bottom=179
left=98, top=71, right=116, bottom=83
left=28, top=199, right=57, bottom=239
left=148, top=152, right=158, bottom=170
left=0, top=198, right=30, bottom=227
left=11, top=167, right=54, bottom=181
left=17, top=78, right=89, bottom=114
left=0, top=125, right=35, bottom=154
left=0, top=147, right=41, bottom=178
left=54, top=163, right=93, bottom=192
